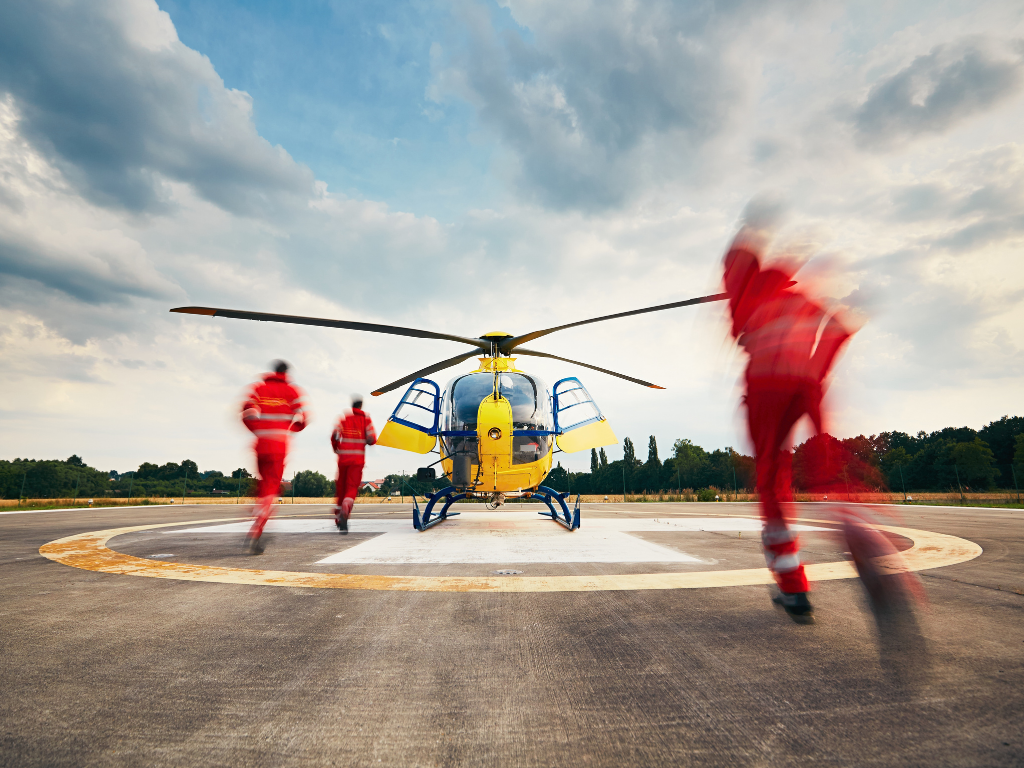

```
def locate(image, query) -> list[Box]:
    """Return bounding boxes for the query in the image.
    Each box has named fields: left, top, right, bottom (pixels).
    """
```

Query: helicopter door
left=375, top=378, right=440, bottom=454
left=552, top=377, right=617, bottom=453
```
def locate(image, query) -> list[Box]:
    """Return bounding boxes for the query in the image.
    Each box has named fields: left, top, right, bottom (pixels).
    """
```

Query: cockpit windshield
left=442, top=371, right=554, bottom=467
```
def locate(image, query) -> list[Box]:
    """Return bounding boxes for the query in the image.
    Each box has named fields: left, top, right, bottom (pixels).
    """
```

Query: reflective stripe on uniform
left=761, top=525, right=797, bottom=545
left=771, top=553, right=802, bottom=573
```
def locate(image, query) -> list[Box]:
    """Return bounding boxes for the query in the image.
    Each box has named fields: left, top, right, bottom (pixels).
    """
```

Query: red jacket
left=241, top=373, right=307, bottom=456
left=331, top=409, right=377, bottom=466
left=724, top=246, right=851, bottom=389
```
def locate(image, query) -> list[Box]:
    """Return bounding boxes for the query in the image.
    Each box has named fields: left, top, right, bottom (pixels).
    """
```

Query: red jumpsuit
left=241, top=372, right=307, bottom=539
left=331, top=408, right=377, bottom=517
left=724, top=244, right=851, bottom=594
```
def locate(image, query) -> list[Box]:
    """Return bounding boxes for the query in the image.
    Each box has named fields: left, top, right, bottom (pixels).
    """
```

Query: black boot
left=772, top=591, right=815, bottom=624
left=333, top=507, right=348, bottom=535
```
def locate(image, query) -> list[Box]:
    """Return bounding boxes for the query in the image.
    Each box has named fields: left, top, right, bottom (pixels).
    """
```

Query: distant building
left=360, top=479, right=385, bottom=492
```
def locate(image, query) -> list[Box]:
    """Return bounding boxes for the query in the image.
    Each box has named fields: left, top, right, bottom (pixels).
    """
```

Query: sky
left=1, top=0, right=1022, bottom=482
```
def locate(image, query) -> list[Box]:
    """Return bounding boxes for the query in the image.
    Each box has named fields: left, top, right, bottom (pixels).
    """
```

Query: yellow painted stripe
left=38, top=515, right=982, bottom=592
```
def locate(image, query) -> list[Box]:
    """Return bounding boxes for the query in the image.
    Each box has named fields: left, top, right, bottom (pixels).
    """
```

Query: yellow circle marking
left=38, top=515, right=982, bottom=592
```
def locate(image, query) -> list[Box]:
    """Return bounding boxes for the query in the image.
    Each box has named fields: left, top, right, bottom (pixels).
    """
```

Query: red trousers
left=746, top=381, right=820, bottom=594
left=251, top=453, right=285, bottom=538
left=335, top=462, right=363, bottom=508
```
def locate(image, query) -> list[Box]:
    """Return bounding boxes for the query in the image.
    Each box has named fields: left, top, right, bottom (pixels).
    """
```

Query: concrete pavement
left=1, top=502, right=1021, bottom=766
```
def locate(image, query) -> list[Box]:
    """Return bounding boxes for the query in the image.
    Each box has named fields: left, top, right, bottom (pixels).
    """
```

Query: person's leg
left=334, top=462, right=345, bottom=509
left=250, top=453, right=284, bottom=544
left=748, top=385, right=811, bottom=600
left=333, top=461, right=348, bottom=532
left=340, top=463, right=363, bottom=516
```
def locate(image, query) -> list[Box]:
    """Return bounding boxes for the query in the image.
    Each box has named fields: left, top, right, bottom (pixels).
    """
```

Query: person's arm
left=364, top=417, right=377, bottom=446
left=241, top=388, right=260, bottom=434
left=288, top=387, right=308, bottom=432
left=810, top=313, right=852, bottom=383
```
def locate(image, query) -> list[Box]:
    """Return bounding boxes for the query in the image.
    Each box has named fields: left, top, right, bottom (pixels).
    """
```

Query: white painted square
left=168, top=512, right=830, bottom=565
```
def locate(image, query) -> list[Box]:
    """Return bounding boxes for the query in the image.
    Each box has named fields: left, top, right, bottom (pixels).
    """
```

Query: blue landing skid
left=411, top=486, right=580, bottom=531
left=533, top=486, right=581, bottom=531
left=412, top=486, right=464, bottom=531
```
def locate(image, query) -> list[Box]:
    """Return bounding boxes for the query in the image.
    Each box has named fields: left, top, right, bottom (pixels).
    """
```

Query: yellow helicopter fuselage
left=377, top=354, right=617, bottom=496
left=447, top=357, right=552, bottom=494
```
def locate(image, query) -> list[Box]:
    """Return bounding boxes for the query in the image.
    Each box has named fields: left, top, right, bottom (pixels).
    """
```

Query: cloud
left=430, top=0, right=792, bottom=210
left=879, top=144, right=1024, bottom=252
left=853, top=37, right=1024, bottom=150
left=0, top=0, right=1022, bottom=475
left=0, top=0, right=315, bottom=215
left=0, top=96, right=180, bottom=332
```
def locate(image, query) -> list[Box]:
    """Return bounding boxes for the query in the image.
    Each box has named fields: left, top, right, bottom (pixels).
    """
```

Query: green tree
left=647, top=436, right=660, bottom=467
left=947, top=438, right=999, bottom=490
left=623, top=438, right=636, bottom=467
left=1014, top=433, right=1024, bottom=468
left=294, top=470, right=331, bottom=497
left=546, top=462, right=569, bottom=492
left=881, top=446, right=912, bottom=492
left=673, top=438, right=710, bottom=488
left=979, top=415, right=1024, bottom=466
left=590, top=448, right=599, bottom=474
left=599, top=448, right=608, bottom=467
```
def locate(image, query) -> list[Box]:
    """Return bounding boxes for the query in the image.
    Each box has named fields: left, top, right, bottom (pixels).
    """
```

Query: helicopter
left=171, top=292, right=725, bottom=530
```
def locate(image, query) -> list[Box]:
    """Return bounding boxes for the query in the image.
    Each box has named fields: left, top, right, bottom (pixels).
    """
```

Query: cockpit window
left=442, top=371, right=554, bottom=467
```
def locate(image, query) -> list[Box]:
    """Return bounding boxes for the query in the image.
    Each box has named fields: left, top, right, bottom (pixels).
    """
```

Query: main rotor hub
left=473, top=357, right=520, bottom=373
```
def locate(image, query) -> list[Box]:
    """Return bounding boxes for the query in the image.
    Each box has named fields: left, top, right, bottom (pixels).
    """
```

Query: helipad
left=8, top=502, right=1021, bottom=766
left=39, top=509, right=981, bottom=592
left=171, top=513, right=830, bottom=564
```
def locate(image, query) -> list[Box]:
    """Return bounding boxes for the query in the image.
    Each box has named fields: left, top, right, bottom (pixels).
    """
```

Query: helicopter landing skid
left=412, top=487, right=464, bottom=531
left=533, top=486, right=581, bottom=531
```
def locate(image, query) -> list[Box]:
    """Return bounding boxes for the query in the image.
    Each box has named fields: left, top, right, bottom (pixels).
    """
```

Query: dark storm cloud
left=438, top=0, right=777, bottom=210
left=854, top=38, right=1023, bottom=150
left=0, top=1, right=314, bottom=215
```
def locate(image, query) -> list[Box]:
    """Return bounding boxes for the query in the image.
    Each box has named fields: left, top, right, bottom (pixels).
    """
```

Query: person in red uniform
left=241, top=360, right=308, bottom=553
left=330, top=395, right=376, bottom=534
left=723, top=234, right=852, bottom=623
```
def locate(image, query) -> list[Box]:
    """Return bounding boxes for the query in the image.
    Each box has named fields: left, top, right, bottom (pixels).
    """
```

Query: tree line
left=3, top=415, right=1021, bottom=500
left=543, top=415, right=1023, bottom=496
left=542, top=437, right=756, bottom=497
left=0, top=457, right=253, bottom=500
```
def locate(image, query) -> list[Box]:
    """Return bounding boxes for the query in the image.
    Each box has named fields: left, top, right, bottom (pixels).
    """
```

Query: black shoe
left=247, top=535, right=265, bottom=555
left=337, top=515, right=348, bottom=535
left=773, top=591, right=815, bottom=624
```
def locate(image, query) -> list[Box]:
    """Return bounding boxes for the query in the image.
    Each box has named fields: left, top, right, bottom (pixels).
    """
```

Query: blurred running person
left=723, top=234, right=852, bottom=623
left=241, top=360, right=308, bottom=553
left=331, top=395, right=376, bottom=533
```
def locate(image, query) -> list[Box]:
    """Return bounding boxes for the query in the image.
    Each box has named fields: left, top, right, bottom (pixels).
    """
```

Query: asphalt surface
left=1, top=502, right=1021, bottom=767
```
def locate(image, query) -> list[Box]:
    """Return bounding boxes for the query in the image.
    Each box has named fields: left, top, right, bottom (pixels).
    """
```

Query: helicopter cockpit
left=441, top=371, right=553, bottom=482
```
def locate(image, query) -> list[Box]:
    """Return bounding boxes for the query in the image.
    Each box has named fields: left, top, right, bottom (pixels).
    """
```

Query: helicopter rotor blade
left=370, top=350, right=483, bottom=397
left=514, top=347, right=665, bottom=389
left=170, top=306, right=491, bottom=350
left=499, top=292, right=728, bottom=352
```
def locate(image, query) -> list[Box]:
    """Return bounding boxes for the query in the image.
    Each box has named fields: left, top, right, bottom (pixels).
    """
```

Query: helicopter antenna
left=491, top=340, right=500, bottom=400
